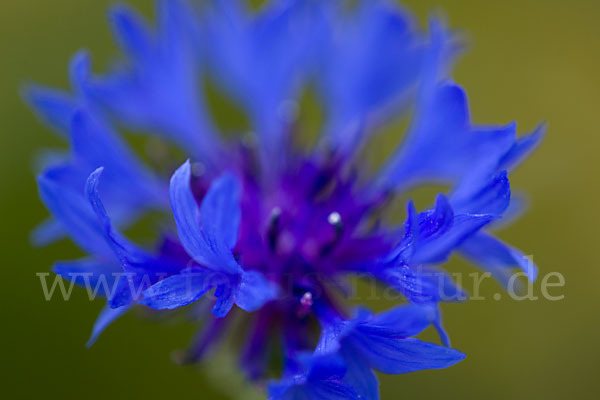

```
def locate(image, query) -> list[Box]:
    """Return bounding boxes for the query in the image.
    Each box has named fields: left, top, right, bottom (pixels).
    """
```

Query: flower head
left=27, top=0, right=542, bottom=398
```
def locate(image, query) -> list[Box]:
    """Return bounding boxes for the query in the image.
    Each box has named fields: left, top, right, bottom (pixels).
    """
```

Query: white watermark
left=36, top=256, right=564, bottom=303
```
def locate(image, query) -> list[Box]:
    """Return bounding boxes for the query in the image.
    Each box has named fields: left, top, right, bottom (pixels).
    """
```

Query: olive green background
left=1, top=0, right=598, bottom=398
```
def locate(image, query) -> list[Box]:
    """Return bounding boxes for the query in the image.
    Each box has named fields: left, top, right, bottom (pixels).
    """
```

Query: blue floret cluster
left=27, top=1, right=543, bottom=398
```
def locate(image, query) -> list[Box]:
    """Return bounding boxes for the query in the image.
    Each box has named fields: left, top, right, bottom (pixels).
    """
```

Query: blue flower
left=27, top=0, right=543, bottom=398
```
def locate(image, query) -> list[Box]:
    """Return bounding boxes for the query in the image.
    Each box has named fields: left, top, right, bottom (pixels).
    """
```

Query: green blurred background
left=1, top=0, right=598, bottom=398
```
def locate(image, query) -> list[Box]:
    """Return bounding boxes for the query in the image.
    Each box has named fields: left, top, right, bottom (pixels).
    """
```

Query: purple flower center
left=191, top=147, right=390, bottom=324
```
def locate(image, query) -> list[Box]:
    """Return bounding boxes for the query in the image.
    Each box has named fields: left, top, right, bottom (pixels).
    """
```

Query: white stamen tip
left=328, top=211, right=342, bottom=226
left=300, top=292, right=313, bottom=307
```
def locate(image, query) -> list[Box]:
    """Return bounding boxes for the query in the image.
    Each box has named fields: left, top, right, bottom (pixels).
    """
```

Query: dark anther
left=267, top=207, right=282, bottom=251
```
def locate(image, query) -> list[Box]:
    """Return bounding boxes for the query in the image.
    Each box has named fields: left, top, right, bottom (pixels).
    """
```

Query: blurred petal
left=30, top=217, right=65, bottom=247
left=87, top=303, right=132, bottom=346
left=205, top=0, right=324, bottom=165
left=82, top=2, right=221, bottom=163
left=377, top=83, right=520, bottom=192
left=320, top=2, right=457, bottom=154
left=70, top=110, right=167, bottom=211
left=109, top=4, right=154, bottom=62
left=236, top=271, right=278, bottom=312
left=37, top=171, right=111, bottom=257
left=21, top=85, right=75, bottom=138
left=53, top=259, right=122, bottom=298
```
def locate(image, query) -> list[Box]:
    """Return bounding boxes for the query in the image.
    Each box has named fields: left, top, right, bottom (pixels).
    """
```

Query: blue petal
left=375, top=196, right=490, bottom=302
left=22, top=85, right=75, bottom=138
left=30, top=218, right=66, bottom=247
left=393, top=194, right=497, bottom=265
left=157, top=0, right=202, bottom=55
left=380, top=265, right=467, bottom=303
left=269, top=380, right=360, bottom=400
left=141, top=268, right=223, bottom=310
left=82, top=2, right=220, bottom=163
left=345, top=334, right=465, bottom=374
left=169, top=162, right=276, bottom=316
left=366, top=304, right=435, bottom=337
left=300, top=381, right=362, bottom=400
left=409, top=195, right=497, bottom=265
left=377, top=83, right=517, bottom=191
left=85, top=167, right=153, bottom=270
left=69, top=51, right=92, bottom=93
left=198, top=171, right=241, bottom=250
left=315, top=320, right=345, bottom=356
left=431, top=306, right=452, bottom=347
left=109, top=4, right=153, bottom=62
left=86, top=303, right=132, bottom=347
left=32, top=148, right=70, bottom=174
left=383, top=197, right=450, bottom=263
left=268, top=353, right=360, bottom=400
left=335, top=307, right=464, bottom=373
left=316, top=305, right=463, bottom=386
left=267, top=381, right=297, bottom=400
left=320, top=2, right=455, bottom=154
left=205, top=0, right=323, bottom=164
left=37, top=171, right=112, bottom=257
left=317, top=305, right=438, bottom=353
left=303, top=352, right=347, bottom=382
left=489, top=191, right=528, bottom=230
left=416, top=195, right=454, bottom=242
left=412, top=213, right=497, bottom=265
left=341, top=347, right=379, bottom=400
left=169, top=160, right=242, bottom=274
left=332, top=305, right=444, bottom=400
left=235, top=270, right=278, bottom=312
left=108, top=269, right=176, bottom=309
left=69, top=110, right=167, bottom=211
left=212, top=282, right=236, bottom=318
left=460, top=232, right=538, bottom=284
left=141, top=260, right=276, bottom=315
left=35, top=109, right=167, bottom=248
left=451, top=170, right=511, bottom=216
left=85, top=166, right=180, bottom=307
left=53, top=259, right=122, bottom=298
left=499, top=122, right=546, bottom=171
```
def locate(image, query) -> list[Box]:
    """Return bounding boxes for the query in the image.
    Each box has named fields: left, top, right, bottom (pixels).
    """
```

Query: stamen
left=327, top=211, right=342, bottom=226
left=320, top=211, right=344, bottom=257
left=297, top=291, right=314, bottom=318
left=300, top=292, right=313, bottom=307
left=328, top=211, right=344, bottom=237
left=267, top=207, right=282, bottom=251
